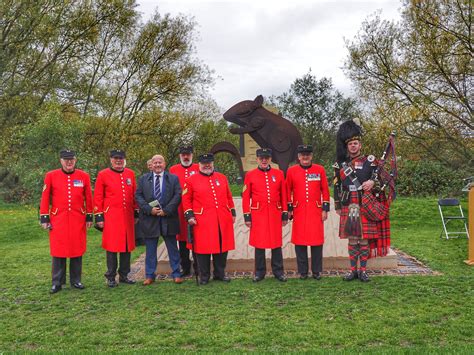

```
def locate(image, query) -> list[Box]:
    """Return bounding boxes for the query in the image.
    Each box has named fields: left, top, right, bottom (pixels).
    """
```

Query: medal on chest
left=126, top=178, right=132, bottom=186
left=307, top=173, right=320, bottom=182
left=73, top=179, right=84, bottom=187
left=215, top=179, right=220, bottom=186
left=271, top=175, right=276, bottom=183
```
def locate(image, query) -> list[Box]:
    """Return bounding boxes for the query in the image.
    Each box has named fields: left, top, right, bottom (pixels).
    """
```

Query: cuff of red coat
left=86, top=213, right=93, bottom=222
left=322, top=202, right=330, bottom=212
left=287, top=203, right=293, bottom=212
left=184, top=209, right=195, bottom=220
left=95, top=213, right=104, bottom=222
left=282, top=212, right=288, bottom=221
left=40, top=214, right=50, bottom=223
left=231, top=208, right=236, bottom=217
left=243, top=213, right=251, bottom=223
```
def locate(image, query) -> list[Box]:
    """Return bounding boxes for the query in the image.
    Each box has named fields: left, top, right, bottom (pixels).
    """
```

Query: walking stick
left=187, top=224, right=199, bottom=286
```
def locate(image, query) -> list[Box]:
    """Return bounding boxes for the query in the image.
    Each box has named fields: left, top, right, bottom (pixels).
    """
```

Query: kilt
left=339, top=191, right=390, bottom=257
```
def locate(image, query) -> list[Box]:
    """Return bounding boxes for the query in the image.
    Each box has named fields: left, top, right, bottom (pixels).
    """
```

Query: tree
left=345, top=0, right=473, bottom=168
left=269, top=71, right=360, bottom=164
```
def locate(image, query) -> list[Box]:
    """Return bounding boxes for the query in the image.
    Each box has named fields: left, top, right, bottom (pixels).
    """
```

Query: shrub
left=396, top=160, right=471, bottom=197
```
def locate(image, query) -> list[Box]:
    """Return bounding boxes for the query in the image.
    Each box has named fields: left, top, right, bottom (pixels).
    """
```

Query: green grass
left=0, top=198, right=473, bottom=352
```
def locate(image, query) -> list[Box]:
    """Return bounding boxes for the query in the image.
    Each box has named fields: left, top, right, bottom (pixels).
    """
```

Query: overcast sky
left=136, top=0, right=402, bottom=111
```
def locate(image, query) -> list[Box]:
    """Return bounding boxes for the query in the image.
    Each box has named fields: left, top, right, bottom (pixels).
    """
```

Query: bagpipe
left=358, top=131, right=398, bottom=224
left=373, top=131, right=398, bottom=205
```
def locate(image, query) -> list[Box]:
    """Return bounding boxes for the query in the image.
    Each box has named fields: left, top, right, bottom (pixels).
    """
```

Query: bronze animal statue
left=223, top=95, right=303, bottom=173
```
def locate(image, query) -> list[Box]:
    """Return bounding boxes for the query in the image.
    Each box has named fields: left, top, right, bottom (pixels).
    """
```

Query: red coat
left=39, top=169, right=93, bottom=258
left=182, top=171, right=235, bottom=254
left=286, top=164, right=330, bottom=246
left=242, top=167, right=288, bottom=249
left=169, top=163, right=199, bottom=242
left=94, top=168, right=138, bottom=252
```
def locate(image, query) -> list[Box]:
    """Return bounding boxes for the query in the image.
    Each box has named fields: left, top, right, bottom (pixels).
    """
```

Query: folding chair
left=438, top=198, right=469, bottom=239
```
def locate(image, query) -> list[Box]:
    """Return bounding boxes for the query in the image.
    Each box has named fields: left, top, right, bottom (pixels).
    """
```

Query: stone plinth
left=156, top=197, right=397, bottom=273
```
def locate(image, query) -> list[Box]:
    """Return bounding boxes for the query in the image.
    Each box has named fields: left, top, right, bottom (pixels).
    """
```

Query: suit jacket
left=135, top=171, right=182, bottom=238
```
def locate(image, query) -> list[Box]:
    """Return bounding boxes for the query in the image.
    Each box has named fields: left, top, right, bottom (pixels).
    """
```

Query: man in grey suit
left=135, top=155, right=183, bottom=284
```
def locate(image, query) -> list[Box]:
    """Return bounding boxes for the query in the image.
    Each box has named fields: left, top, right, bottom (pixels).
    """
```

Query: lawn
left=0, top=197, right=472, bottom=352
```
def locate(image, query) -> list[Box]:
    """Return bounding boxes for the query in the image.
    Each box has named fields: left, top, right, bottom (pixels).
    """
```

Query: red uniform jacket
left=94, top=168, right=138, bottom=253
left=182, top=171, right=236, bottom=254
left=286, top=164, right=330, bottom=246
left=169, top=163, right=199, bottom=242
left=242, top=167, right=288, bottom=249
left=39, top=169, right=93, bottom=258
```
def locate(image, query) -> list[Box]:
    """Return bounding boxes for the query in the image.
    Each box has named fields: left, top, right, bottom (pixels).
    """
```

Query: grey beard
left=180, top=159, right=192, bottom=167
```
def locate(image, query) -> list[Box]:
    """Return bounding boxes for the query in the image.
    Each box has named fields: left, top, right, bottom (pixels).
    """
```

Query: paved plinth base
left=155, top=197, right=397, bottom=274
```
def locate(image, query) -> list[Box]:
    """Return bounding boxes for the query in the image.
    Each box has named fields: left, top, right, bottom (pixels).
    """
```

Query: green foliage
left=0, top=197, right=473, bottom=352
left=345, top=1, right=473, bottom=169
left=2, top=102, right=93, bottom=203
left=397, top=160, right=470, bottom=197
left=269, top=71, right=360, bottom=165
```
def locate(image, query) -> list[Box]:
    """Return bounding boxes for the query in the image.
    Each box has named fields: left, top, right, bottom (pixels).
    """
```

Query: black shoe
left=299, top=274, right=308, bottom=280
left=214, top=276, right=231, bottom=283
left=119, top=278, right=136, bottom=285
left=275, top=275, right=287, bottom=282
left=359, top=271, right=370, bottom=282
left=50, top=285, right=62, bottom=294
left=343, top=270, right=358, bottom=281
left=72, top=282, right=85, bottom=290
left=107, top=279, right=117, bottom=288
left=182, top=271, right=192, bottom=278
left=253, top=275, right=265, bottom=282
left=199, top=279, right=209, bottom=285
left=312, top=272, right=322, bottom=280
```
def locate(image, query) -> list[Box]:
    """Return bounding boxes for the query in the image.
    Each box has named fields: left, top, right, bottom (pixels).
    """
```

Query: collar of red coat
left=257, top=165, right=271, bottom=172
left=199, top=171, right=214, bottom=177
left=109, top=167, right=125, bottom=173
left=299, top=163, right=312, bottom=170
left=61, top=169, right=75, bottom=175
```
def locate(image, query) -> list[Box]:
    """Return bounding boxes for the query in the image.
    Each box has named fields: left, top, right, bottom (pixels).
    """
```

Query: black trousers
left=52, top=256, right=82, bottom=286
left=105, top=251, right=131, bottom=281
left=195, top=252, right=228, bottom=281
left=295, top=245, right=323, bottom=275
left=255, top=247, right=284, bottom=278
left=178, top=241, right=192, bottom=274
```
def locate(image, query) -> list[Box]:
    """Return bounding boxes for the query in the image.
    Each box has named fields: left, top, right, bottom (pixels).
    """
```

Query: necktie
left=154, top=174, right=161, bottom=201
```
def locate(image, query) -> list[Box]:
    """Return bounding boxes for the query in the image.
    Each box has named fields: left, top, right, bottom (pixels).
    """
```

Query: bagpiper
left=334, top=121, right=391, bottom=282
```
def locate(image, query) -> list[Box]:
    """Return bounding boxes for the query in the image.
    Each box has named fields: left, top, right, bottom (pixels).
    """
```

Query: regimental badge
left=189, top=171, right=196, bottom=176
left=126, top=178, right=132, bottom=185
left=43, top=184, right=47, bottom=192
left=367, top=155, right=375, bottom=162
left=272, top=175, right=276, bottom=183
left=73, top=180, right=84, bottom=187
left=242, top=184, right=247, bottom=192
left=182, top=188, right=188, bottom=195
left=215, top=179, right=220, bottom=186
left=308, top=173, right=321, bottom=181
left=355, top=162, right=363, bottom=169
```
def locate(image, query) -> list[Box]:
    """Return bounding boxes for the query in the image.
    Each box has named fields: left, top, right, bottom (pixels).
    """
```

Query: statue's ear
left=254, top=95, right=264, bottom=107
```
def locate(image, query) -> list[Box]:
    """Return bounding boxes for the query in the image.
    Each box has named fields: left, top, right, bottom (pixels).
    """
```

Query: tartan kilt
left=339, top=191, right=391, bottom=257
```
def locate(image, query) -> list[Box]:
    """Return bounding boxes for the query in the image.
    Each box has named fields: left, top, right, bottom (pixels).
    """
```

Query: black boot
left=359, top=271, right=370, bottom=282
left=343, top=270, right=358, bottom=281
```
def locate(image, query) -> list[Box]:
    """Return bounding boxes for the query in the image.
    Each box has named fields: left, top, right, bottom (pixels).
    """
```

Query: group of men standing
left=40, top=120, right=391, bottom=293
